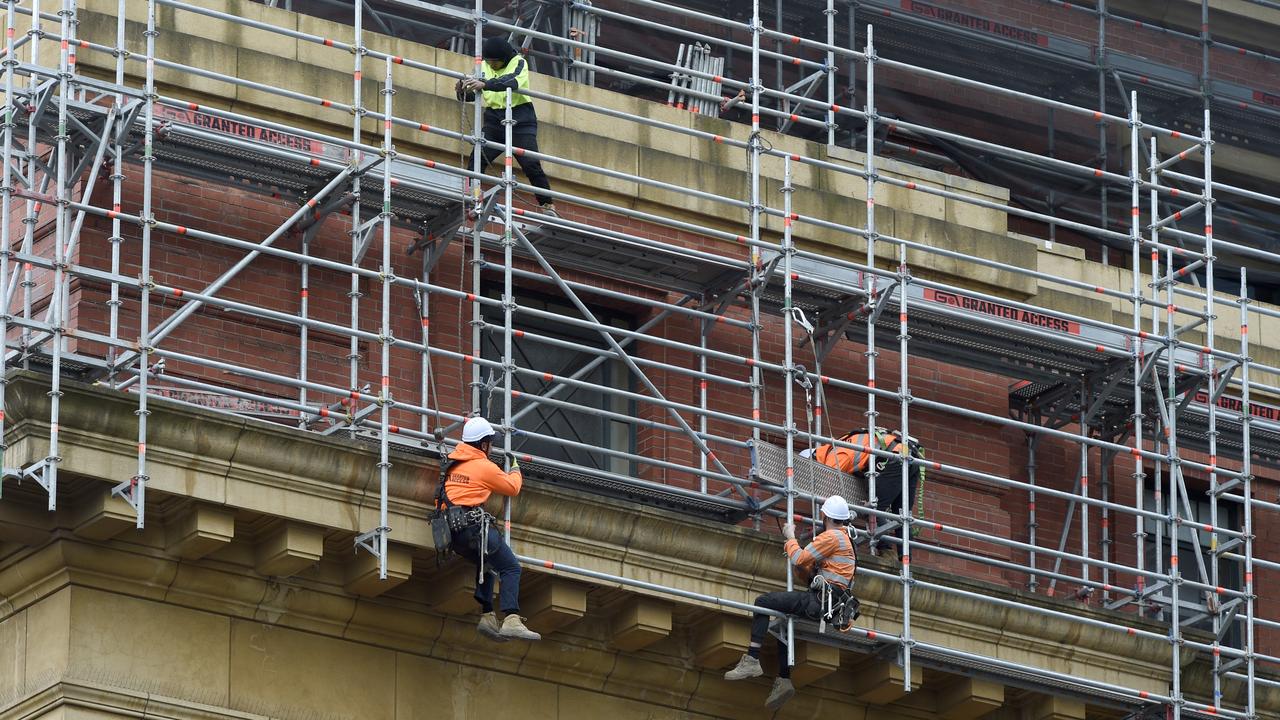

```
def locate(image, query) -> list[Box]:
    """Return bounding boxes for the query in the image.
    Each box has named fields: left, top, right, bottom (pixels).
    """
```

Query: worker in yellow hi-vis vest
left=455, top=37, right=558, bottom=217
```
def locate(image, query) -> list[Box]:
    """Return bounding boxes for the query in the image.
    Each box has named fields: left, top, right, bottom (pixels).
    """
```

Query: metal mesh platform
left=750, top=439, right=869, bottom=507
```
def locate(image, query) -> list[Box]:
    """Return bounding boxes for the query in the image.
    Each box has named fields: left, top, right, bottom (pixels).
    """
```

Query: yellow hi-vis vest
left=481, top=55, right=532, bottom=111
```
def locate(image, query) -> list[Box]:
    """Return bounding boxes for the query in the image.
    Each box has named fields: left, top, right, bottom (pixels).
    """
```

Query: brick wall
left=22, top=150, right=1272, bottom=653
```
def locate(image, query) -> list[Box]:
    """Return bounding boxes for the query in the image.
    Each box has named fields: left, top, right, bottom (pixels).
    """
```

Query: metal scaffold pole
left=0, top=0, right=15, bottom=490
left=0, top=0, right=1274, bottom=711
left=501, top=87, right=514, bottom=544
left=1129, top=89, right=1147, bottom=606
left=781, top=154, right=796, bottom=668
left=1238, top=266, right=1256, bottom=718
left=348, top=0, right=365, bottom=437
left=863, top=24, right=878, bottom=547
left=113, top=0, right=158, bottom=526
left=355, top=54, right=397, bottom=579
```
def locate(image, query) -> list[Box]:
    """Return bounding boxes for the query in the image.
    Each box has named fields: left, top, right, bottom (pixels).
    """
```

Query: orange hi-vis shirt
left=814, top=430, right=901, bottom=475
left=438, top=443, right=523, bottom=508
left=783, top=528, right=857, bottom=590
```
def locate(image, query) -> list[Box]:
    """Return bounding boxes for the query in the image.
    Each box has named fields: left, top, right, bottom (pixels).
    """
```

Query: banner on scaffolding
left=922, top=288, right=1081, bottom=335
left=153, top=104, right=349, bottom=162
left=896, top=0, right=1050, bottom=48
left=1191, top=391, right=1280, bottom=423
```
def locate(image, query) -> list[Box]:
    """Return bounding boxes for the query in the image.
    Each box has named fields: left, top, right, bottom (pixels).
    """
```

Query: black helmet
left=481, top=37, right=517, bottom=64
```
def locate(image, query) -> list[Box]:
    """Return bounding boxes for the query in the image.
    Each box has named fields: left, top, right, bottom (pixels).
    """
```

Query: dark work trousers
left=452, top=523, right=522, bottom=615
left=471, top=104, right=553, bottom=206
left=751, top=590, right=822, bottom=676
left=873, top=457, right=919, bottom=515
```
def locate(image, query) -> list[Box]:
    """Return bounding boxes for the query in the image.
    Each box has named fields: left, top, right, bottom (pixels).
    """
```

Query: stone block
left=610, top=596, right=672, bottom=652
left=523, top=579, right=587, bottom=636
left=229, top=619, right=395, bottom=720
left=68, top=587, right=231, bottom=706
left=422, top=561, right=478, bottom=615
left=166, top=503, right=235, bottom=560
left=343, top=543, right=412, bottom=597
left=73, top=488, right=137, bottom=541
left=848, top=658, right=921, bottom=705
left=789, top=641, right=840, bottom=687
left=693, top=616, right=750, bottom=669
left=254, top=522, right=324, bottom=577
left=1031, top=694, right=1086, bottom=720
left=938, top=677, right=1005, bottom=719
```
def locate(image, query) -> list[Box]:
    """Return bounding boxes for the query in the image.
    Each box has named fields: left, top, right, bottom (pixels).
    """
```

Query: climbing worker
left=814, top=427, right=925, bottom=517
left=723, top=495, right=858, bottom=710
left=435, top=416, right=541, bottom=642
left=455, top=36, right=558, bottom=217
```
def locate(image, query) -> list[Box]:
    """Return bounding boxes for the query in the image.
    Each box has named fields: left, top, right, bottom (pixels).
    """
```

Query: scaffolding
left=0, top=0, right=1276, bottom=717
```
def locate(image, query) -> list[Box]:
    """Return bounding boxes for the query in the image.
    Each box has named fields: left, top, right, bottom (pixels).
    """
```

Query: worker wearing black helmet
left=455, top=36, right=558, bottom=217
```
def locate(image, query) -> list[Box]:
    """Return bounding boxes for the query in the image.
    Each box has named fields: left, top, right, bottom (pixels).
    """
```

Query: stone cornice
left=4, top=369, right=1273, bottom=718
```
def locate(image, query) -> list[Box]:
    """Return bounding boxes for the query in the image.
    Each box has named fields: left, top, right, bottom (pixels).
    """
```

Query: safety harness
left=431, top=457, right=496, bottom=581
left=810, top=527, right=861, bottom=633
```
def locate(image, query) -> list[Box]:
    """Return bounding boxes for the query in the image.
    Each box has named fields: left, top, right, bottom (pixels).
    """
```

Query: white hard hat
left=799, top=448, right=815, bottom=459
left=462, top=416, right=497, bottom=443
left=821, top=495, right=851, bottom=521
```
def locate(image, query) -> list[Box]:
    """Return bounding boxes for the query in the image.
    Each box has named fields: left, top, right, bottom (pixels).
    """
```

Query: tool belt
left=444, top=505, right=491, bottom=532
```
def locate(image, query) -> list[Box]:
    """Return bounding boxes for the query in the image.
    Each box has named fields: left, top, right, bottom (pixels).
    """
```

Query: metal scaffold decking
left=0, top=0, right=1276, bottom=717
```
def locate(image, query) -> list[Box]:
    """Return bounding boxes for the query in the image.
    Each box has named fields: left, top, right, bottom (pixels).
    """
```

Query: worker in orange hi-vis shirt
left=435, top=416, right=540, bottom=642
left=722, top=496, right=858, bottom=711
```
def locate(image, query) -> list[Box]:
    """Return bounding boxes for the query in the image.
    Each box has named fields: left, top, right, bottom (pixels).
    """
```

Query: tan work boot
left=764, top=677, right=795, bottom=710
left=477, top=612, right=508, bottom=643
left=723, top=653, right=763, bottom=681
left=499, top=614, right=542, bottom=641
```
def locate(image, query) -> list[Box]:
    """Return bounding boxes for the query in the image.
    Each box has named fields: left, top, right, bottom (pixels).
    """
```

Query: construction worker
left=455, top=36, right=558, bottom=217
left=723, top=495, right=857, bottom=710
left=436, top=416, right=541, bottom=642
left=814, top=427, right=924, bottom=517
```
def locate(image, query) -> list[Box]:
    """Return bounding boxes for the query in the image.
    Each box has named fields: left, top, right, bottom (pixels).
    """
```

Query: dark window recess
left=480, top=284, right=637, bottom=476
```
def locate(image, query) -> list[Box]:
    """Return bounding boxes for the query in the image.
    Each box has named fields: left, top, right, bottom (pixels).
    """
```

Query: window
left=1142, top=482, right=1242, bottom=647
left=480, top=285, right=636, bottom=476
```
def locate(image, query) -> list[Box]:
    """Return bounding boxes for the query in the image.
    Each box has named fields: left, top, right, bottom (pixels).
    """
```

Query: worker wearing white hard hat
left=723, top=495, right=858, bottom=710
left=435, top=415, right=540, bottom=642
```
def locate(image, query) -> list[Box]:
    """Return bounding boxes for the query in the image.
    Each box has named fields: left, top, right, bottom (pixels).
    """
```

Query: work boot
left=764, top=677, right=795, bottom=710
left=539, top=203, right=559, bottom=219
left=477, top=612, right=508, bottom=643
left=499, top=614, right=542, bottom=641
left=723, top=653, right=763, bottom=681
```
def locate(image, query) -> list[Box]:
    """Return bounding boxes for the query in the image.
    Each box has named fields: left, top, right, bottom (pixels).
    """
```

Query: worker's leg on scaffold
left=725, top=590, right=818, bottom=681
left=450, top=525, right=507, bottom=642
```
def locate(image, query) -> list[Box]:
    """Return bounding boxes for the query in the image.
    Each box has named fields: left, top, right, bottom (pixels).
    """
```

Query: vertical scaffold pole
left=781, top=155, right=796, bottom=667
left=863, top=24, right=879, bottom=543
left=1027, top=433, right=1038, bottom=592
left=469, top=0, right=483, bottom=414
left=748, top=0, right=763, bottom=468
left=1238, top=266, right=1256, bottom=719
left=1149, top=131, right=1164, bottom=616
left=45, top=0, right=77, bottom=511
left=0, top=0, right=15, bottom=480
left=1165, top=244, right=1182, bottom=720
left=502, top=87, right=515, bottom=545
left=375, top=54, right=397, bottom=578
left=117, top=0, right=158, bottom=526
left=107, top=0, right=125, bottom=378
left=1079, top=410, right=1091, bottom=592
left=348, top=0, right=365, bottom=435
left=1130, top=90, right=1147, bottom=605
left=824, top=0, right=835, bottom=148
left=16, top=0, right=40, bottom=360
left=1201, top=105, right=1222, bottom=712
left=299, top=223, right=310, bottom=428
left=896, top=88, right=914, bottom=691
